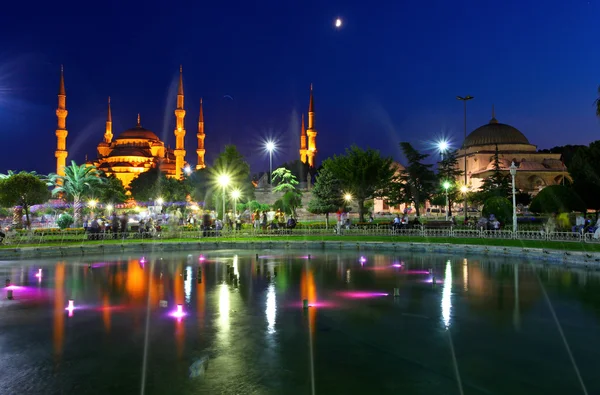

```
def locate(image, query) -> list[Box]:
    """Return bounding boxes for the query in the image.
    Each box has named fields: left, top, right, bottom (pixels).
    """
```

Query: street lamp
left=457, top=95, right=474, bottom=221
left=156, top=197, right=164, bottom=206
left=442, top=181, right=451, bottom=221
left=510, top=161, right=518, bottom=233
left=460, top=185, right=468, bottom=216
left=88, top=199, right=97, bottom=215
left=184, top=165, right=192, bottom=176
left=217, top=174, right=230, bottom=219
left=231, top=189, right=241, bottom=219
left=344, top=193, right=352, bottom=202
left=437, top=139, right=449, bottom=160
left=265, top=140, right=276, bottom=185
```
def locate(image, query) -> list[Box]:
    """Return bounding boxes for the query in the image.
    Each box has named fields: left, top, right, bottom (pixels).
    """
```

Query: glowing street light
left=460, top=185, right=468, bottom=194
left=231, top=189, right=241, bottom=219
left=265, top=140, right=276, bottom=185
left=88, top=200, right=97, bottom=208
left=437, top=139, right=450, bottom=159
left=156, top=197, right=164, bottom=206
left=106, top=204, right=114, bottom=213
left=344, top=193, right=353, bottom=202
left=184, top=165, right=192, bottom=176
left=442, top=181, right=451, bottom=221
left=218, top=173, right=230, bottom=219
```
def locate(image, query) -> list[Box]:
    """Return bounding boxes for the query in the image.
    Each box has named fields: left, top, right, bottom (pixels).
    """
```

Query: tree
left=47, top=161, right=103, bottom=226
left=279, top=159, right=313, bottom=186
left=0, top=170, right=42, bottom=228
left=307, top=168, right=344, bottom=228
left=96, top=173, right=128, bottom=203
left=595, top=85, right=600, bottom=119
left=437, top=150, right=463, bottom=217
left=529, top=185, right=586, bottom=214
left=322, top=146, right=395, bottom=222
left=210, top=145, right=254, bottom=218
left=395, top=142, right=436, bottom=217
left=186, top=168, right=212, bottom=205
left=129, top=168, right=189, bottom=203
left=482, top=196, right=513, bottom=225
left=537, top=145, right=585, bottom=169
left=272, top=167, right=302, bottom=217
left=568, top=141, right=600, bottom=210
left=515, top=191, right=532, bottom=207
left=475, top=145, right=510, bottom=204
left=0, top=173, right=50, bottom=229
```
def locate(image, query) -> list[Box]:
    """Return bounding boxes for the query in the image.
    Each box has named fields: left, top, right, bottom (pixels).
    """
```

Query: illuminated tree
left=0, top=173, right=50, bottom=229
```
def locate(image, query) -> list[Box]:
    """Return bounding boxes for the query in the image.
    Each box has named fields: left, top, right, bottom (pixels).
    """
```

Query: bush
left=56, top=213, right=74, bottom=229
left=482, top=196, right=513, bottom=225
left=529, top=185, right=586, bottom=214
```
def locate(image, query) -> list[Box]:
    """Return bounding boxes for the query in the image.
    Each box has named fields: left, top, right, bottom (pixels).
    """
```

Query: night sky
left=1, top=0, right=599, bottom=175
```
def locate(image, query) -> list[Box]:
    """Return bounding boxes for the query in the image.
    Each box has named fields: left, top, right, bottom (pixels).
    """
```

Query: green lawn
left=2, top=235, right=600, bottom=253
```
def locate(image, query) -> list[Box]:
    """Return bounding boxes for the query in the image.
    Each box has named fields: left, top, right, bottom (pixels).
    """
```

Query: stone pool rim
left=0, top=240, right=598, bottom=268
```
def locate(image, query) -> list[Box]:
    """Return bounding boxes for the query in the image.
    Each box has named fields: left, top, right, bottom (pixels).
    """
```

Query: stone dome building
left=456, top=108, right=568, bottom=194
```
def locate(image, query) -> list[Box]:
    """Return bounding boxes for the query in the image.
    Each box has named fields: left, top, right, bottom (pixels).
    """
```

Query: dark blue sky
left=1, top=0, right=599, bottom=174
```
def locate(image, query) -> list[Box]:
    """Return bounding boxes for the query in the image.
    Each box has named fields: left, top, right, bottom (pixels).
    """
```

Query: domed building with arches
left=53, top=66, right=207, bottom=189
left=456, top=108, right=568, bottom=194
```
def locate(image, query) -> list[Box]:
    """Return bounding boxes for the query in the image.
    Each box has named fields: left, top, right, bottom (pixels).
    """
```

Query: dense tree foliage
left=393, top=142, right=436, bottom=217
left=482, top=196, right=513, bottom=225
left=436, top=150, right=463, bottom=217
left=0, top=173, right=50, bottom=229
left=186, top=168, right=212, bottom=206
left=96, top=173, right=128, bottom=204
left=279, top=159, right=313, bottom=186
left=129, top=168, right=189, bottom=203
left=473, top=145, right=510, bottom=205
left=211, top=145, right=254, bottom=218
left=322, top=146, right=395, bottom=222
left=307, top=168, right=344, bottom=228
left=272, top=167, right=302, bottom=217
left=529, top=185, right=586, bottom=214
left=47, top=161, right=104, bottom=226
left=568, top=140, right=600, bottom=210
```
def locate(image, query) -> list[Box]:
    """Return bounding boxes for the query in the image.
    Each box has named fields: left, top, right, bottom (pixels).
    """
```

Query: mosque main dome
left=463, top=115, right=530, bottom=148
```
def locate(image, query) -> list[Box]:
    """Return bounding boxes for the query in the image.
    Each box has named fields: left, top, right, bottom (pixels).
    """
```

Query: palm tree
left=47, top=161, right=103, bottom=226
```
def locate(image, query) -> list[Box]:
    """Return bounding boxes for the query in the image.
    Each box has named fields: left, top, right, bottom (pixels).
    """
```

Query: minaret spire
left=305, top=84, right=317, bottom=167
left=55, top=65, right=69, bottom=178
left=299, top=113, right=307, bottom=163
left=137, top=113, right=141, bottom=127
left=174, top=66, right=187, bottom=178
left=104, top=96, right=113, bottom=143
left=196, top=98, right=206, bottom=170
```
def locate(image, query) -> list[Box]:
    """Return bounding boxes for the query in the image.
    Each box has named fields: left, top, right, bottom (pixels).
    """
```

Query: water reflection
left=184, top=266, right=192, bottom=305
left=217, top=282, right=230, bottom=341
left=462, top=258, right=468, bottom=292
left=442, top=260, right=452, bottom=328
left=266, top=283, right=276, bottom=334
left=53, top=262, right=65, bottom=358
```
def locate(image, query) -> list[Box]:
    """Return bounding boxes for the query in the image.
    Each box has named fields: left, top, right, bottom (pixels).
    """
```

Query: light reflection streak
left=266, top=283, right=276, bottom=334
left=233, top=255, right=239, bottom=277
left=442, top=260, right=452, bottom=328
left=53, top=262, right=65, bottom=358
left=184, top=266, right=192, bottom=304
left=463, top=258, right=468, bottom=292
left=218, top=283, right=230, bottom=339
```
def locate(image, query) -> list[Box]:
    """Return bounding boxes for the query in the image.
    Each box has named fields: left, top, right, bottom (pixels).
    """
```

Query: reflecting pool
left=0, top=250, right=599, bottom=394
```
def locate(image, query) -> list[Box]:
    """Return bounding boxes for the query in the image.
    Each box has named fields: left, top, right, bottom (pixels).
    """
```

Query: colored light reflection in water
left=233, top=255, right=239, bottom=277
left=173, top=264, right=185, bottom=356
left=54, top=262, right=65, bottom=357
left=199, top=255, right=206, bottom=262
left=184, top=266, right=192, bottom=304
left=441, top=260, right=452, bottom=328
left=266, top=283, right=276, bottom=334
left=66, top=299, right=75, bottom=317
left=300, top=265, right=317, bottom=333
left=196, top=266, right=205, bottom=328
left=337, top=291, right=389, bottom=299
left=463, top=259, right=468, bottom=292
left=392, top=263, right=402, bottom=268
left=403, top=270, right=431, bottom=275
left=102, top=294, right=111, bottom=333
left=169, top=304, right=185, bottom=320
left=35, top=268, right=42, bottom=279
left=359, top=256, right=367, bottom=266
left=217, top=283, right=230, bottom=344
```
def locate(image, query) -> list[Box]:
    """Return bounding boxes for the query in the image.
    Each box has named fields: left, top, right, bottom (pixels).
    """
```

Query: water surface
left=0, top=250, right=598, bottom=394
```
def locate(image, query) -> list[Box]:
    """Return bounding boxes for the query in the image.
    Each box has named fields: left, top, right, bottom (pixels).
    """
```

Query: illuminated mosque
left=299, top=84, right=317, bottom=167
left=54, top=66, right=207, bottom=187
left=456, top=107, right=569, bottom=194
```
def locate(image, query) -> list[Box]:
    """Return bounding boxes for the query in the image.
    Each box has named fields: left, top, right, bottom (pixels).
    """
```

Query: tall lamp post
left=442, top=181, right=451, bottom=221
left=266, top=140, right=276, bottom=185
left=510, top=162, right=518, bottom=233
left=218, top=174, right=230, bottom=220
left=457, top=95, right=474, bottom=219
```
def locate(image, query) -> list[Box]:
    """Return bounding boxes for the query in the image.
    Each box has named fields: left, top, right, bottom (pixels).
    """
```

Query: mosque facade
left=456, top=108, right=568, bottom=194
left=54, top=66, right=207, bottom=188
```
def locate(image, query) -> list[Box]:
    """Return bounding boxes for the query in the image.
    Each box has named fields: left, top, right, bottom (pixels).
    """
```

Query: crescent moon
left=223, top=95, right=234, bottom=101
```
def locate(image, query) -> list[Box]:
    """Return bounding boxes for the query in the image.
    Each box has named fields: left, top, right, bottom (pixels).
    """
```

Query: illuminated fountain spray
left=66, top=299, right=75, bottom=317
left=170, top=304, right=185, bottom=320
left=35, top=269, right=42, bottom=278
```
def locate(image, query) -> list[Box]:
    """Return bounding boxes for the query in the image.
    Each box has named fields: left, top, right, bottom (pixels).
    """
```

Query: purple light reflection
left=392, top=264, right=402, bottom=268
left=169, top=304, right=186, bottom=320
left=338, top=291, right=389, bottom=299
left=402, top=270, right=431, bottom=275
left=199, top=255, right=206, bottom=262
